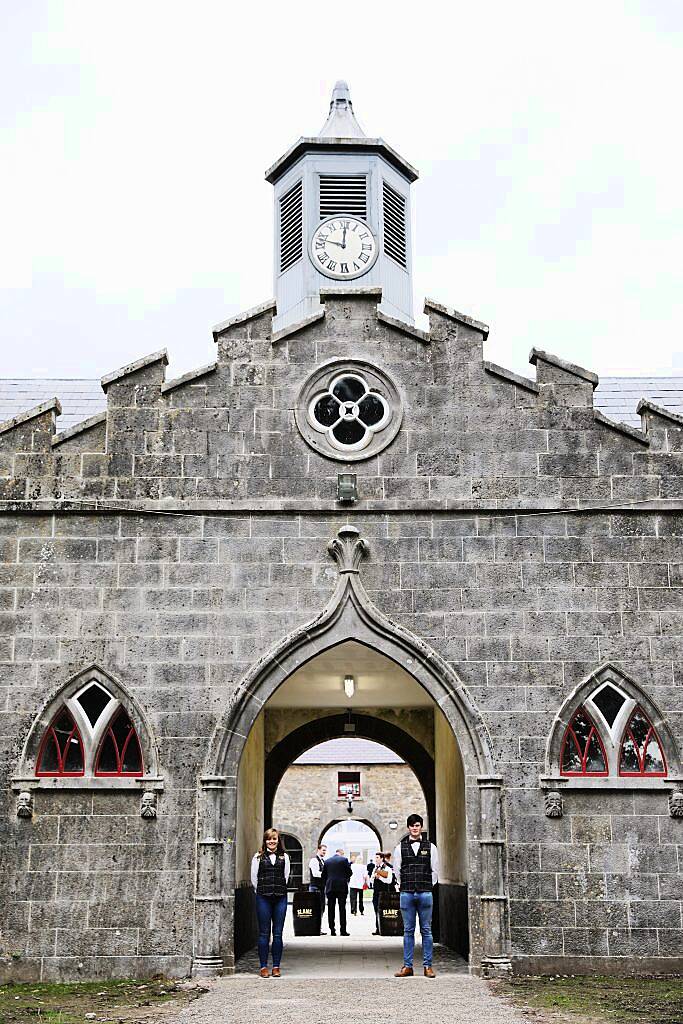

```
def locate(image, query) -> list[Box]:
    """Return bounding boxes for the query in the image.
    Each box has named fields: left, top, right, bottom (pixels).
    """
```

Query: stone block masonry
left=0, top=293, right=682, bottom=979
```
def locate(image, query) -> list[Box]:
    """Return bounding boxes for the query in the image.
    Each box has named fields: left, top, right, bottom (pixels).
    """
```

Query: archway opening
left=232, top=640, right=470, bottom=971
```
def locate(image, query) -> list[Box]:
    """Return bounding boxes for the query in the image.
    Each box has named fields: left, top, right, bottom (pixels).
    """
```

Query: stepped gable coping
left=161, top=362, right=218, bottom=394
left=272, top=309, right=325, bottom=344
left=0, top=397, right=62, bottom=436
left=637, top=398, right=683, bottom=427
left=423, top=298, right=489, bottom=339
left=529, top=348, right=599, bottom=388
left=52, top=411, right=107, bottom=447
left=483, top=360, right=540, bottom=394
left=101, top=349, right=169, bottom=392
left=211, top=299, right=277, bottom=339
left=593, top=408, right=649, bottom=445
left=377, top=310, right=430, bottom=344
left=320, top=286, right=382, bottom=302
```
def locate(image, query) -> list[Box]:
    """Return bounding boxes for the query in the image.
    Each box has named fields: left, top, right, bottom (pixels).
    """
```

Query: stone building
left=1, top=82, right=682, bottom=982
left=271, top=737, right=427, bottom=881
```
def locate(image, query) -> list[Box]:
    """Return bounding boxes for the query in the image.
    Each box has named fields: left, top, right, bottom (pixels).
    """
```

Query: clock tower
left=267, top=81, right=418, bottom=332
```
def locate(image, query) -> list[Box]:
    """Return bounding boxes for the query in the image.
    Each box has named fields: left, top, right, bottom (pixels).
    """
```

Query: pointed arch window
left=36, top=709, right=85, bottom=777
left=32, top=675, right=148, bottom=781
left=95, top=708, right=143, bottom=776
left=560, top=707, right=608, bottom=776
left=619, top=706, right=667, bottom=777
left=550, top=666, right=677, bottom=786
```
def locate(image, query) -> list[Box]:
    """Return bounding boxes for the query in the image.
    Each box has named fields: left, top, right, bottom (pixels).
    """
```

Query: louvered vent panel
left=383, top=181, right=407, bottom=268
left=279, top=180, right=303, bottom=273
left=319, top=175, right=367, bottom=218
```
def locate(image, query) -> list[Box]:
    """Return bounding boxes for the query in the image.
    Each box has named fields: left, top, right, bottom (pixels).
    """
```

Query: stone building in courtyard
left=0, top=82, right=682, bottom=981
left=271, top=736, right=428, bottom=883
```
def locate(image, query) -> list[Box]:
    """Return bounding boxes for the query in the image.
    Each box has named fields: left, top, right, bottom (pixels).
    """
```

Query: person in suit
left=322, top=847, right=352, bottom=936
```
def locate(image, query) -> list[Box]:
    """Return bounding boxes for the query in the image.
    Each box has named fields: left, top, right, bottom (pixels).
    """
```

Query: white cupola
left=266, top=81, right=418, bottom=332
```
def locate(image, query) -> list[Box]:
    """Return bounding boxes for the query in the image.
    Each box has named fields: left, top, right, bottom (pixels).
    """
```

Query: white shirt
left=350, top=862, right=368, bottom=889
left=372, top=863, right=394, bottom=887
left=251, top=852, right=291, bottom=889
left=308, top=855, right=324, bottom=879
left=393, top=841, right=439, bottom=889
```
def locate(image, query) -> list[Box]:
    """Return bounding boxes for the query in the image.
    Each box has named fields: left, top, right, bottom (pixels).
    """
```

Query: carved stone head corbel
left=669, top=791, right=683, bottom=819
left=16, top=791, right=33, bottom=819
left=140, top=791, right=158, bottom=819
left=544, top=790, right=563, bottom=818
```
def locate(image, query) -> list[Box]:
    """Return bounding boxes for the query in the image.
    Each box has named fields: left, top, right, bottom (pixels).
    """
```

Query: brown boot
left=394, top=965, right=414, bottom=977
left=424, top=966, right=436, bottom=978
left=271, top=967, right=281, bottom=978
left=259, top=967, right=269, bottom=978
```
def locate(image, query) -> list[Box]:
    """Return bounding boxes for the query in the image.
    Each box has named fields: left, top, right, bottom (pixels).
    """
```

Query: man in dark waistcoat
left=392, top=813, right=439, bottom=978
left=308, top=842, right=327, bottom=934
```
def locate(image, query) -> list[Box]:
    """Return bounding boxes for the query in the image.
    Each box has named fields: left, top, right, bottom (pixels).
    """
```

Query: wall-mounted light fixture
left=344, top=674, right=355, bottom=699
left=337, top=473, right=358, bottom=503
left=388, top=819, right=398, bottom=830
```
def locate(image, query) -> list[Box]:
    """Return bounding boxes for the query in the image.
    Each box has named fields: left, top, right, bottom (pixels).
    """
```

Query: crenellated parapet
left=2, top=291, right=683, bottom=509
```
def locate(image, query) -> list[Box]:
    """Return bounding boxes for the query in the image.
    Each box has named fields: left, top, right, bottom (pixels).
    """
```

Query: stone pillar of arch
left=193, top=774, right=229, bottom=976
left=477, top=775, right=511, bottom=975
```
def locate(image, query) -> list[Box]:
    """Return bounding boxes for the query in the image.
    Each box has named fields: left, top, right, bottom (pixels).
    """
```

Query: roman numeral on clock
left=340, top=263, right=349, bottom=274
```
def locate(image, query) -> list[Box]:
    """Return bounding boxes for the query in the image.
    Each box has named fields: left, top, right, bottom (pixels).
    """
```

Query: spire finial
left=318, top=80, right=366, bottom=139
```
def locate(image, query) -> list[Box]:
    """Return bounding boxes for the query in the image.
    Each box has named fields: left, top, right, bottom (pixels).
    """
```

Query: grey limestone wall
left=1, top=292, right=682, bottom=977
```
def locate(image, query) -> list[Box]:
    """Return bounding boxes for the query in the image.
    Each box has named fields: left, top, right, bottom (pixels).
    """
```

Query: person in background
left=322, top=847, right=352, bottom=936
left=308, top=842, right=327, bottom=933
left=371, top=851, right=394, bottom=935
left=393, top=814, right=439, bottom=979
left=367, top=852, right=378, bottom=882
left=251, top=827, right=290, bottom=978
left=349, top=854, right=368, bottom=915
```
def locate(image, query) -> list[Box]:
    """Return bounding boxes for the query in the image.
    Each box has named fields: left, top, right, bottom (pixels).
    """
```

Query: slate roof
left=0, top=379, right=105, bottom=432
left=2, top=375, right=683, bottom=435
left=597, top=378, right=683, bottom=427
left=294, top=739, right=404, bottom=765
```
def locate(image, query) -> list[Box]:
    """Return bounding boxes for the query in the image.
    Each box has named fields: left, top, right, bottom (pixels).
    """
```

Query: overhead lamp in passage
left=344, top=674, right=355, bottom=699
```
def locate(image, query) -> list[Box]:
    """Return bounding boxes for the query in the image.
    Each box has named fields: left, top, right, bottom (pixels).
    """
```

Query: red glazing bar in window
left=95, top=716, right=143, bottom=777
left=619, top=716, right=667, bottom=777
left=36, top=717, right=84, bottom=777
left=560, top=710, right=608, bottom=777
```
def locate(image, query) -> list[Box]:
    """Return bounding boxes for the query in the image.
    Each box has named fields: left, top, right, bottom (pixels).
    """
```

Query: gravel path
left=166, top=976, right=528, bottom=1024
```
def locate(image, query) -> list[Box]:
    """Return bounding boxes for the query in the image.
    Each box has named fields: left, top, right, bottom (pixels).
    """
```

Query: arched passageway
left=194, top=528, right=510, bottom=977
left=264, top=712, right=436, bottom=836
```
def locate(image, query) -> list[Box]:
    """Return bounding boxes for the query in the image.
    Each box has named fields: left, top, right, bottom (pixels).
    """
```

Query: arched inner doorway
left=319, top=818, right=383, bottom=862
left=232, top=641, right=470, bottom=965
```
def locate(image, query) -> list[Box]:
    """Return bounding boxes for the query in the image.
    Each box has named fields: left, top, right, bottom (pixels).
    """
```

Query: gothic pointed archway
left=193, top=526, right=511, bottom=978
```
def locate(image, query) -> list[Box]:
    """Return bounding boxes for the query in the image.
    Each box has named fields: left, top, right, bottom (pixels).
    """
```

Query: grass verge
left=0, top=977, right=206, bottom=1024
left=490, top=974, right=683, bottom=1024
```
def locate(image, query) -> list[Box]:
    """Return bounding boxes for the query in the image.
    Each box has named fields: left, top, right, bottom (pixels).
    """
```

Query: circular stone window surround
left=295, top=359, right=403, bottom=463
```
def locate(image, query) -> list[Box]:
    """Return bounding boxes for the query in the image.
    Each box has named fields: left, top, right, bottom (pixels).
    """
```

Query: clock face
left=309, top=216, right=378, bottom=280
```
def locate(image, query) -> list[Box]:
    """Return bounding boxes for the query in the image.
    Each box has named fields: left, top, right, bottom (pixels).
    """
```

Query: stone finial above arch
left=545, top=662, right=682, bottom=779
left=205, top=525, right=494, bottom=780
left=15, top=663, right=160, bottom=782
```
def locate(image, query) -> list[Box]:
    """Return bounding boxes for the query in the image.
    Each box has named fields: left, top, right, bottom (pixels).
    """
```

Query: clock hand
left=342, top=224, right=348, bottom=248
left=326, top=240, right=345, bottom=248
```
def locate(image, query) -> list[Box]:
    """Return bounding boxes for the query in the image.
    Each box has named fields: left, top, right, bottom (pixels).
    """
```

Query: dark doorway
left=280, top=833, right=303, bottom=890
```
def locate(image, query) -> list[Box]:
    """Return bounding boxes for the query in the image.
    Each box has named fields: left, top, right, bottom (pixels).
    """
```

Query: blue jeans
left=399, top=890, right=433, bottom=968
left=255, top=894, right=288, bottom=968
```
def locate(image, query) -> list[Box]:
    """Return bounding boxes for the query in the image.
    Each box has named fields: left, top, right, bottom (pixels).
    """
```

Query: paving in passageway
left=235, top=896, right=467, bottom=978
left=164, top=900, right=528, bottom=1024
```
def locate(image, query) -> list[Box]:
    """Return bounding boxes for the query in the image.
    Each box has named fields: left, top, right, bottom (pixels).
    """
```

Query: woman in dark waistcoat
left=250, top=827, right=291, bottom=978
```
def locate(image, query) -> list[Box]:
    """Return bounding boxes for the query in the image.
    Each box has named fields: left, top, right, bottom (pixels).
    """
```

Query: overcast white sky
left=1, top=1, right=682, bottom=383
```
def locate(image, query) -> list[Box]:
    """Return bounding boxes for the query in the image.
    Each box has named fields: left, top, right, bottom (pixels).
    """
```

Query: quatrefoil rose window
left=296, top=361, right=402, bottom=462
